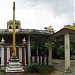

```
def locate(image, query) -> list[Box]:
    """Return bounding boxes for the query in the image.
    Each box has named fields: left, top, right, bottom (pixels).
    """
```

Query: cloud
left=74, top=0, right=75, bottom=22
left=50, top=0, right=74, bottom=14
left=16, top=0, right=73, bottom=31
left=20, top=0, right=74, bottom=15
left=16, top=4, right=71, bottom=31
left=0, top=0, right=73, bottom=31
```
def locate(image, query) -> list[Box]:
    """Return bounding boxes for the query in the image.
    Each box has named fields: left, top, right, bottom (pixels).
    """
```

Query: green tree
left=38, top=42, right=49, bottom=56
left=57, top=45, right=64, bottom=58
left=31, top=41, right=37, bottom=56
left=31, top=41, right=49, bottom=56
left=52, top=41, right=60, bottom=58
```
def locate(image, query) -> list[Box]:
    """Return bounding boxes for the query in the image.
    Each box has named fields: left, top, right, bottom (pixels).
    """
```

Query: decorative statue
left=22, top=37, right=26, bottom=44
left=44, top=25, right=54, bottom=33
left=1, top=38, right=5, bottom=44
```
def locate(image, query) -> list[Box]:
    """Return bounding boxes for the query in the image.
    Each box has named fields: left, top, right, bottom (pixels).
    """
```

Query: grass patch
left=24, top=63, right=55, bottom=74
left=0, top=72, right=5, bottom=75
left=0, top=69, right=5, bottom=75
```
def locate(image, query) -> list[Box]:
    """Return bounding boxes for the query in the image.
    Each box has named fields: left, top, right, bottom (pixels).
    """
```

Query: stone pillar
left=1, top=47, right=4, bottom=66
left=36, top=45, right=39, bottom=64
left=36, top=46, right=38, bottom=56
left=28, top=35, right=31, bottom=65
left=49, top=41, right=52, bottom=65
left=64, top=33, right=70, bottom=70
left=0, top=45, right=1, bottom=64
left=24, top=47, right=26, bottom=65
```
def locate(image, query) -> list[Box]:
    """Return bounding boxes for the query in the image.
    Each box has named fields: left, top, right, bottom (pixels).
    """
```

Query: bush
left=24, top=63, right=55, bottom=74
left=24, top=63, right=39, bottom=73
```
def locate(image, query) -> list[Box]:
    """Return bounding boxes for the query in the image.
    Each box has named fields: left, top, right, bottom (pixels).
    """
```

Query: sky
left=0, top=0, right=74, bottom=32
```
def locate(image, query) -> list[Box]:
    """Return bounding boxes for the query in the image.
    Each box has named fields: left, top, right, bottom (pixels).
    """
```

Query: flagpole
left=12, top=2, right=16, bottom=57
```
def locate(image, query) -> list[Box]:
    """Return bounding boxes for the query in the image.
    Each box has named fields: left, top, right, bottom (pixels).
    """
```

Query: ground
left=0, top=69, right=64, bottom=75
left=0, top=59, right=75, bottom=75
left=0, top=69, right=74, bottom=75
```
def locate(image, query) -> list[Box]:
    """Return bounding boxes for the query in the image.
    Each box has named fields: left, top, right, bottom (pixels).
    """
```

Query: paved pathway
left=52, top=59, right=75, bottom=75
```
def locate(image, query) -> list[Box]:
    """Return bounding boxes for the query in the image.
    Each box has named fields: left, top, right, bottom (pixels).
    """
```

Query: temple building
left=0, top=19, right=75, bottom=72
left=0, top=20, right=53, bottom=66
left=0, top=2, right=74, bottom=73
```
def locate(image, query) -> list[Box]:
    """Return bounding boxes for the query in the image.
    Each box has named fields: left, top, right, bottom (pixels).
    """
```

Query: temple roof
left=0, top=29, right=52, bottom=35
left=0, top=29, right=53, bottom=43
left=48, top=28, right=75, bottom=45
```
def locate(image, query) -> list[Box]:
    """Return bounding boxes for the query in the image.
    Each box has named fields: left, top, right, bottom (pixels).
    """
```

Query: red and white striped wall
left=30, top=56, right=49, bottom=65
left=0, top=46, right=28, bottom=66
left=0, top=46, right=50, bottom=66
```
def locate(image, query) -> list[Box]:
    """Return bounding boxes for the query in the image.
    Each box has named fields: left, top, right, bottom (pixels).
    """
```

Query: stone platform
left=5, top=56, right=24, bottom=75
